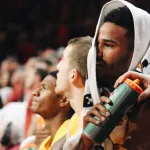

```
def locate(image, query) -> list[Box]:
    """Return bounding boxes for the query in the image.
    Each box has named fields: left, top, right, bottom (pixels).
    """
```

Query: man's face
left=96, top=22, right=133, bottom=83
left=31, top=75, right=60, bottom=118
left=55, top=45, right=72, bottom=96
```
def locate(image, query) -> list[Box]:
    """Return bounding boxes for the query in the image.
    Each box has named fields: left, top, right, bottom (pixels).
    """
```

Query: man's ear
left=70, top=69, right=79, bottom=84
left=60, top=98, right=70, bottom=107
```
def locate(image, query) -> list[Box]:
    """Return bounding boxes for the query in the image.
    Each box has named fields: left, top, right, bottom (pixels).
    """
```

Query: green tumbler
left=83, top=78, right=143, bottom=144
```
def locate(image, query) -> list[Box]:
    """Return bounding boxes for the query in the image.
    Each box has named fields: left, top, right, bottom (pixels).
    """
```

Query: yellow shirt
left=39, top=136, right=52, bottom=150
left=39, top=120, right=69, bottom=150
left=67, top=113, right=79, bottom=137
left=36, top=114, right=45, bottom=130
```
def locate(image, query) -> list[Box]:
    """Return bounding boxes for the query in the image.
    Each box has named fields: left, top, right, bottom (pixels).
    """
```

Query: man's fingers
left=114, top=71, right=145, bottom=88
left=137, top=88, right=150, bottom=102
left=84, top=104, right=111, bottom=128
left=114, top=71, right=132, bottom=88
left=95, top=104, right=110, bottom=117
left=87, top=107, right=106, bottom=121
left=100, top=96, right=111, bottom=104
left=83, top=115, right=100, bottom=128
left=114, top=76, right=126, bottom=88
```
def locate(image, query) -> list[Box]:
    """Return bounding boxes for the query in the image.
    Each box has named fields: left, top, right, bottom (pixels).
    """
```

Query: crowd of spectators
left=1, top=0, right=149, bottom=63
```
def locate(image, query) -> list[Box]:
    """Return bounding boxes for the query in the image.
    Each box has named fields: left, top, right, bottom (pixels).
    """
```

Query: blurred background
left=0, top=0, right=149, bottom=63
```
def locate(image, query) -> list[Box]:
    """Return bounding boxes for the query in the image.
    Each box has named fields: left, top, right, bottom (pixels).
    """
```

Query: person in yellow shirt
left=55, top=36, right=129, bottom=150
left=55, top=37, right=93, bottom=150
left=55, top=37, right=93, bottom=139
left=21, top=71, right=74, bottom=150
left=32, top=71, right=74, bottom=150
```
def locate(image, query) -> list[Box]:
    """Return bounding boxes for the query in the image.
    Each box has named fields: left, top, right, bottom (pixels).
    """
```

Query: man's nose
left=97, top=49, right=103, bottom=58
left=32, top=88, right=40, bottom=97
left=56, top=61, right=61, bottom=70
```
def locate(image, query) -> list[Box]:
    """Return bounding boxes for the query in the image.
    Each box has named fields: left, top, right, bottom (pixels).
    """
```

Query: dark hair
left=49, top=70, right=58, bottom=79
left=35, top=68, right=48, bottom=81
left=104, top=6, right=134, bottom=51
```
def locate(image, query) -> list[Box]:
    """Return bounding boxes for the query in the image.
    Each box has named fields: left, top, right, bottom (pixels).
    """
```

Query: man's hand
left=114, top=71, right=150, bottom=102
left=83, top=96, right=128, bottom=146
left=83, top=96, right=111, bottom=128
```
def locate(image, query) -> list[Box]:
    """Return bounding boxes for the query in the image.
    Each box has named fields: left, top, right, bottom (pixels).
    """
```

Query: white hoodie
left=64, top=0, right=150, bottom=150
left=85, top=0, right=150, bottom=107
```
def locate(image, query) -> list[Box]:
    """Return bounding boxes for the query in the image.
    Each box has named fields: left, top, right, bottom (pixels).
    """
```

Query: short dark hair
left=35, top=68, right=48, bottom=81
left=67, top=36, right=92, bottom=83
left=104, top=6, right=134, bottom=51
left=49, top=70, right=58, bottom=79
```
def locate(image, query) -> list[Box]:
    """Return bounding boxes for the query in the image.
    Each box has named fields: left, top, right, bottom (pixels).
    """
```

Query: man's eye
left=104, top=44, right=112, bottom=47
left=42, top=86, right=47, bottom=90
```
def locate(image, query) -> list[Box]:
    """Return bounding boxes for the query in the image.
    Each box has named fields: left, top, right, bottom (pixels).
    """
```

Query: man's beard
left=96, top=60, right=130, bottom=87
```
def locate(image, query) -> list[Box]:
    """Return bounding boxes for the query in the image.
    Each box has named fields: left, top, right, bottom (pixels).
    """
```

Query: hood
left=85, top=0, right=150, bottom=106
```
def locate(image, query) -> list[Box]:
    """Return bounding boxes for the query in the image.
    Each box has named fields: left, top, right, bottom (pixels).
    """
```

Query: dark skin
left=114, top=71, right=150, bottom=102
left=31, top=75, right=72, bottom=147
left=83, top=97, right=128, bottom=145
left=96, top=22, right=133, bottom=86
left=82, top=72, right=150, bottom=149
left=75, top=97, right=128, bottom=150
left=78, top=22, right=133, bottom=149
left=83, top=97, right=111, bottom=128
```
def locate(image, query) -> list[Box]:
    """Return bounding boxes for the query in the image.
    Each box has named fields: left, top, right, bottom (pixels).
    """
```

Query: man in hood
left=81, top=0, right=150, bottom=149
